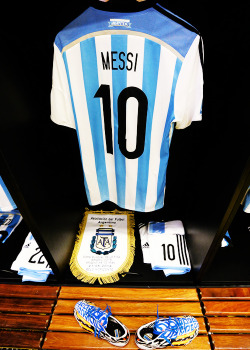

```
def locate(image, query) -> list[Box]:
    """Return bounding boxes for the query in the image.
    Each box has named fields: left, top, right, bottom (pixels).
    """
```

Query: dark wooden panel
left=0, top=313, right=49, bottom=330
left=208, top=317, right=250, bottom=333
left=0, top=284, right=59, bottom=298
left=0, top=297, right=55, bottom=313
left=0, top=330, right=43, bottom=348
left=55, top=299, right=203, bottom=316
left=59, top=287, right=199, bottom=301
left=203, top=301, right=250, bottom=316
left=200, top=288, right=250, bottom=300
left=49, top=314, right=207, bottom=334
left=212, top=334, right=250, bottom=349
left=43, top=332, right=211, bottom=350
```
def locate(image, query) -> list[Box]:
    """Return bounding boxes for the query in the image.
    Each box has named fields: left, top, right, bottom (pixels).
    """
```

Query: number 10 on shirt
left=95, top=84, right=148, bottom=159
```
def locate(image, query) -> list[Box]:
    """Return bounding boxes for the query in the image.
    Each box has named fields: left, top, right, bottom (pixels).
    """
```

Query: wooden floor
left=0, top=285, right=250, bottom=349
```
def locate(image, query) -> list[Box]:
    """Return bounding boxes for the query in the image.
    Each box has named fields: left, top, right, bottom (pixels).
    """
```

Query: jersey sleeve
left=174, top=35, right=203, bottom=129
left=50, top=44, right=76, bottom=129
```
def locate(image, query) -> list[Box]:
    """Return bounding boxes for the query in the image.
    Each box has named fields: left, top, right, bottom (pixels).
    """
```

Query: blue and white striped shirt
left=51, top=5, right=203, bottom=212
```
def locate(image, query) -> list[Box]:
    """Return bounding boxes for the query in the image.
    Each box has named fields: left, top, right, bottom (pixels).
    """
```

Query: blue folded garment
left=18, top=267, right=52, bottom=282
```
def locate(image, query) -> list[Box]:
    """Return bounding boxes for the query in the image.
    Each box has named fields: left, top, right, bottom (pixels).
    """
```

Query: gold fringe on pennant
left=70, top=208, right=135, bottom=284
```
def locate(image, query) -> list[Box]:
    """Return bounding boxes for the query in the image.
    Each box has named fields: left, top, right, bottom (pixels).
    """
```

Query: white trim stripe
left=125, top=35, right=145, bottom=210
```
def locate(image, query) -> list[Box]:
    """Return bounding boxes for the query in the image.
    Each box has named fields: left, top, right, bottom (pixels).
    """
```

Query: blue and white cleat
left=74, top=300, right=130, bottom=347
left=135, top=315, right=199, bottom=349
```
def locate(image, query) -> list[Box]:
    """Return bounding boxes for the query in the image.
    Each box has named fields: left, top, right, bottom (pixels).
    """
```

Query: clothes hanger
left=91, top=0, right=157, bottom=12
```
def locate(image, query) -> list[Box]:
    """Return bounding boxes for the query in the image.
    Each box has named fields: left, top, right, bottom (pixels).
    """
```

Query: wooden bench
left=43, top=287, right=210, bottom=350
left=0, top=284, right=59, bottom=349
left=200, top=287, right=250, bottom=350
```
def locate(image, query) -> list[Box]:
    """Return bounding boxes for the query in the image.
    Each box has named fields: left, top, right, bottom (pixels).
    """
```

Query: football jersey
left=139, top=220, right=191, bottom=277
left=50, top=3, right=203, bottom=212
left=0, top=176, right=17, bottom=212
left=242, top=186, right=250, bottom=213
left=0, top=210, right=22, bottom=243
left=11, top=232, right=52, bottom=282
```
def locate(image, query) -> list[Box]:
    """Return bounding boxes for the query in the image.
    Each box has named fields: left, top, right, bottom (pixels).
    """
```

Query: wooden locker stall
left=0, top=1, right=249, bottom=287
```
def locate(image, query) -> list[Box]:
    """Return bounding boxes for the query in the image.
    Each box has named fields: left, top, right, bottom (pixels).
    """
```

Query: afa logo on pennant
left=70, top=209, right=135, bottom=284
left=90, top=226, right=117, bottom=255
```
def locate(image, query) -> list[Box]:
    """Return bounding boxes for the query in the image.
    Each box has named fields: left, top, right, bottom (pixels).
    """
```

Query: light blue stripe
left=149, top=221, right=165, bottom=233
left=80, top=39, right=110, bottom=203
left=156, top=58, right=182, bottom=209
left=0, top=176, right=16, bottom=211
left=135, top=39, right=161, bottom=211
left=63, top=52, right=92, bottom=204
left=111, top=35, right=127, bottom=209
